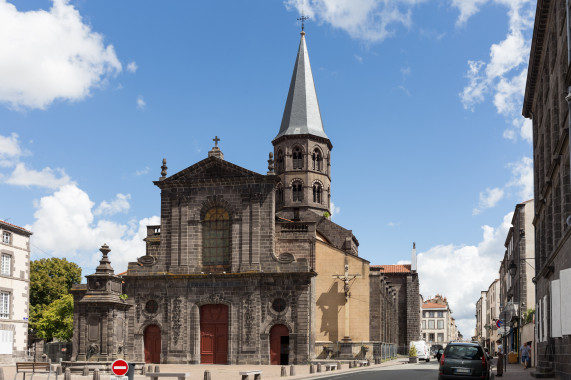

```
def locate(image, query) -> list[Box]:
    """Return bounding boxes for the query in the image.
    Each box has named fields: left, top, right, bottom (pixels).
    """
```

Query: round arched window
left=272, top=298, right=287, bottom=313
left=145, top=300, right=159, bottom=314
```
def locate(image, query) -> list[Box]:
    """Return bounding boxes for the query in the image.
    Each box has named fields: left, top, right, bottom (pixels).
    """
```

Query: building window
left=276, top=185, right=284, bottom=204
left=202, top=207, right=231, bottom=269
left=292, top=181, right=303, bottom=202
left=312, top=148, right=322, bottom=171
left=292, top=147, right=303, bottom=169
left=437, top=333, right=444, bottom=342
left=0, top=254, right=10, bottom=276
left=277, top=150, right=284, bottom=173
left=272, top=298, right=287, bottom=313
left=437, top=311, right=443, bottom=317
left=0, top=292, right=9, bottom=319
left=437, top=320, right=444, bottom=329
left=312, top=183, right=322, bottom=203
left=429, top=333, right=435, bottom=342
left=428, top=320, right=435, bottom=329
left=1, top=232, right=10, bottom=245
left=429, top=312, right=434, bottom=317
left=422, top=320, right=426, bottom=329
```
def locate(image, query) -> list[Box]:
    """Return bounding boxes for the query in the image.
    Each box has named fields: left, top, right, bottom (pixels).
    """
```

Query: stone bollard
left=367, top=359, right=370, bottom=366
left=142, top=366, right=147, bottom=376
left=204, top=370, right=211, bottom=380
left=280, top=366, right=286, bottom=377
left=64, top=368, right=72, bottom=380
left=154, top=365, right=160, bottom=373
left=0, top=367, right=4, bottom=380
left=82, top=366, right=89, bottom=376
left=353, top=360, right=357, bottom=368
left=147, top=365, right=153, bottom=373
left=348, top=361, right=352, bottom=369
left=93, top=369, right=100, bottom=380
left=316, top=363, right=321, bottom=373
left=309, top=364, right=314, bottom=374
left=337, top=361, right=341, bottom=370
left=56, top=366, right=63, bottom=376
left=289, top=365, right=295, bottom=376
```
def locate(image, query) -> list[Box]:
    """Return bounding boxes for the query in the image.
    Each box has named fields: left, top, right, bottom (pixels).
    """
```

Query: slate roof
left=274, top=32, right=329, bottom=141
left=371, top=264, right=411, bottom=273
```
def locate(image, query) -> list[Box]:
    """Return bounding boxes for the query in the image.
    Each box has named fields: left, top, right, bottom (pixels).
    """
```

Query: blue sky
left=0, top=0, right=536, bottom=337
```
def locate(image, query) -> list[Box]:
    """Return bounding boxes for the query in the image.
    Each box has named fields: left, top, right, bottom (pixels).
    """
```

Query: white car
left=410, top=340, right=430, bottom=362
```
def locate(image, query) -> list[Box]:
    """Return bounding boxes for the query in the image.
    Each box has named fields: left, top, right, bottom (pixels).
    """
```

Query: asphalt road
left=316, top=360, right=439, bottom=380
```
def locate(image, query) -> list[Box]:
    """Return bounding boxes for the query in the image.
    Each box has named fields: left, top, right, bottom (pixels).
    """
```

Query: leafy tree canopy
left=30, top=258, right=81, bottom=307
left=34, top=294, right=74, bottom=341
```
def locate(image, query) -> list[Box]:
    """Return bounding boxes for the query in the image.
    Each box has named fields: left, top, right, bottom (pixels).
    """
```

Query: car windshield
left=445, top=345, right=483, bottom=360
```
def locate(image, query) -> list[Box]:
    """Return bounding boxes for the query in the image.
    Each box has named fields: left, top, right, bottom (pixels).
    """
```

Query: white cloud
left=29, top=183, right=159, bottom=273
left=330, top=200, right=341, bottom=217
left=354, top=55, right=363, bottom=63
left=5, top=162, right=73, bottom=189
left=137, top=95, right=146, bottom=109
left=0, top=0, right=122, bottom=110
left=284, top=0, right=426, bottom=43
left=473, top=187, right=505, bottom=215
left=0, top=133, right=25, bottom=167
left=94, top=193, right=131, bottom=216
left=126, top=61, right=138, bottom=73
left=135, top=166, right=151, bottom=176
left=387, top=221, right=399, bottom=227
left=418, top=212, right=512, bottom=338
left=459, top=0, right=535, bottom=142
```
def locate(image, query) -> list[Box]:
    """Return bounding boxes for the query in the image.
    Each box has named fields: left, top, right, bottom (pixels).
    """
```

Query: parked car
left=410, top=340, right=430, bottom=362
left=438, top=342, right=491, bottom=380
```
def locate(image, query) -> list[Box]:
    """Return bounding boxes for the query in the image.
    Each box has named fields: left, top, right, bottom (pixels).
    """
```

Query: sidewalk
left=492, top=360, right=536, bottom=379
left=2, top=358, right=407, bottom=380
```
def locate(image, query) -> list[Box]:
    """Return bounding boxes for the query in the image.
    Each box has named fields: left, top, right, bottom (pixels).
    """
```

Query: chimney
left=411, top=242, right=417, bottom=272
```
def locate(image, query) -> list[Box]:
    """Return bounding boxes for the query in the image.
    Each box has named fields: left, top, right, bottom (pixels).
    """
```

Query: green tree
left=34, top=294, right=74, bottom=341
left=29, top=258, right=81, bottom=341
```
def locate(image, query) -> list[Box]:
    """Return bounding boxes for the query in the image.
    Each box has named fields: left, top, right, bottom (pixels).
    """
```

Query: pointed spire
left=274, top=32, right=328, bottom=141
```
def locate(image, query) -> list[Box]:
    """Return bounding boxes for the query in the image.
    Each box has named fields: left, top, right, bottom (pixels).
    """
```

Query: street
left=316, top=360, right=439, bottom=380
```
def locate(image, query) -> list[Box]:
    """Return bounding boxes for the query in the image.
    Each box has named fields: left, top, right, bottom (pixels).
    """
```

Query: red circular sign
left=111, top=360, right=129, bottom=376
left=496, top=320, right=503, bottom=329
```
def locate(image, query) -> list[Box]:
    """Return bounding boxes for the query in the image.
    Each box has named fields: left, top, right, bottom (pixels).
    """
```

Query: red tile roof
left=371, top=264, right=411, bottom=273
left=423, top=302, right=447, bottom=309
left=0, top=219, right=32, bottom=235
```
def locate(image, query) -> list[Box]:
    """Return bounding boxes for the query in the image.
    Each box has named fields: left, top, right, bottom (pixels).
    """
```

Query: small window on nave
left=292, top=147, right=303, bottom=169
left=202, top=207, right=231, bottom=270
left=277, top=150, right=285, bottom=173
left=276, top=185, right=284, bottom=204
left=312, top=183, right=322, bottom=204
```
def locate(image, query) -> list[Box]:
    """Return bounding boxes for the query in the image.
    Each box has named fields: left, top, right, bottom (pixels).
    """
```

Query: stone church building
left=71, top=31, right=419, bottom=365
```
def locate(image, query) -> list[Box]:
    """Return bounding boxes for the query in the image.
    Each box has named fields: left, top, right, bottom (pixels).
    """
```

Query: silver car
left=438, top=342, right=492, bottom=380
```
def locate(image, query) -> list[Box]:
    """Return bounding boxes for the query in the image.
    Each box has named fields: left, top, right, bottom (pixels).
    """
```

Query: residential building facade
left=475, top=291, right=487, bottom=345
left=485, top=279, right=500, bottom=353
left=522, top=1, right=571, bottom=377
left=422, top=295, right=454, bottom=347
left=0, top=220, right=32, bottom=363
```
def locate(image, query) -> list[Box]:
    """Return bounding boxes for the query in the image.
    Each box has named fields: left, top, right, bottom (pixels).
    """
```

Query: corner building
left=71, top=31, right=413, bottom=366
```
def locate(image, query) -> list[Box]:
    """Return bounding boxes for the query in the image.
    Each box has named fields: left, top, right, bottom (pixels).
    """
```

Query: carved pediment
left=155, top=157, right=266, bottom=186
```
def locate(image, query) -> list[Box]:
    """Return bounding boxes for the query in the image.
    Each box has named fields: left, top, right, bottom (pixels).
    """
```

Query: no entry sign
left=111, top=360, right=129, bottom=376
left=496, top=320, right=503, bottom=328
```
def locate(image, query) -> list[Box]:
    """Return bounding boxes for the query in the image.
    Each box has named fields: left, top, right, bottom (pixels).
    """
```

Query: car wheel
left=426, top=358, right=430, bottom=362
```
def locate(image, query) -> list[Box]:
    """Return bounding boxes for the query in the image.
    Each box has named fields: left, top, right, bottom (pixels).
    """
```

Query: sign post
left=111, top=359, right=129, bottom=380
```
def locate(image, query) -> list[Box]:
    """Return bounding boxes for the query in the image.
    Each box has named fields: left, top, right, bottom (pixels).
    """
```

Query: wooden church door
left=270, top=324, right=289, bottom=365
left=144, top=325, right=161, bottom=363
left=200, top=304, right=228, bottom=364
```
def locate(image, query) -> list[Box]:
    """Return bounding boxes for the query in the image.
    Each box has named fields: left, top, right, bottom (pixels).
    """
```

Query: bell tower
left=272, top=30, right=332, bottom=220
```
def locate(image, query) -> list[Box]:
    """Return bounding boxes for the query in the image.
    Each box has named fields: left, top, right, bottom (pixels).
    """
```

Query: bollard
left=64, top=368, right=71, bottom=380
left=83, top=366, right=89, bottom=376
left=337, top=361, right=341, bottom=370
left=280, top=366, right=286, bottom=377
left=154, top=365, right=160, bottom=373
left=57, top=366, right=63, bottom=376
left=0, top=367, right=4, bottom=380
left=309, top=364, right=314, bottom=374
left=316, top=363, right=321, bottom=373
left=348, top=361, right=353, bottom=368
left=289, top=365, right=295, bottom=376
left=353, top=360, right=357, bottom=368
left=93, top=369, right=100, bottom=380
left=147, top=365, right=153, bottom=374
left=367, top=359, right=370, bottom=366
left=142, top=366, right=147, bottom=376
left=203, top=370, right=211, bottom=380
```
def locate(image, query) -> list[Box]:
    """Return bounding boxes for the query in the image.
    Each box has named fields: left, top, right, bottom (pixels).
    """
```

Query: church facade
left=71, top=31, right=418, bottom=365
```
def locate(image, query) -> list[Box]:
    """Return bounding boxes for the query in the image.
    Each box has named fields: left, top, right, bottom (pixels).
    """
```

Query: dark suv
left=438, top=342, right=491, bottom=380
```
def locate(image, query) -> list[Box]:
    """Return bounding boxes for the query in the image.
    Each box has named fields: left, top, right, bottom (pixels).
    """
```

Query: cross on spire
left=213, top=136, right=220, bottom=147
left=297, top=15, right=309, bottom=32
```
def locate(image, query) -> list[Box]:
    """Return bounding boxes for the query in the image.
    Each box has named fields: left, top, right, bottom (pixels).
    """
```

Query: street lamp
left=508, top=261, right=517, bottom=278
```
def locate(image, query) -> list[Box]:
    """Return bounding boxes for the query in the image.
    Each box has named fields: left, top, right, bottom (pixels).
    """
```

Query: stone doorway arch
left=144, top=325, right=161, bottom=364
left=270, top=324, right=289, bottom=365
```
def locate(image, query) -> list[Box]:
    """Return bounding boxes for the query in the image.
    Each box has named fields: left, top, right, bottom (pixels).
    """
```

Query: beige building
left=421, top=295, right=455, bottom=347
left=0, top=220, right=32, bottom=362
left=485, top=279, right=500, bottom=353
left=475, top=291, right=487, bottom=345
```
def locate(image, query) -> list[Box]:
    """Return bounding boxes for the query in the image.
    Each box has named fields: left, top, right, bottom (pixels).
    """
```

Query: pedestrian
left=496, top=339, right=503, bottom=377
left=521, top=343, right=529, bottom=369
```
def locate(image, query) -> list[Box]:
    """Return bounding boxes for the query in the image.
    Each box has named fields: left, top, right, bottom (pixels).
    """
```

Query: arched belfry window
left=292, top=181, right=303, bottom=202
left=276, top=184, right=284, bottom=204
left=312, top=148, right=322, bottom=171
left=202, top=207, right=231, bottom=270
left=313, top=183, right=322, bottom=204
left=277, top=150, right=284, bottom=173
left=292, top=147, right=303, bottom=169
